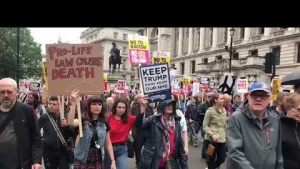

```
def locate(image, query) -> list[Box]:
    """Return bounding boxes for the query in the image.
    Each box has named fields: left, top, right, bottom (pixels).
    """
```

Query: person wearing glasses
left=227, top=82, right=283, bottom=169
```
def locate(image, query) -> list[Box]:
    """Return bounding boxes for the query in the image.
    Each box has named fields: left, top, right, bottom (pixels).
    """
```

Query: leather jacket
left=135, top=100, right=188, bottom=169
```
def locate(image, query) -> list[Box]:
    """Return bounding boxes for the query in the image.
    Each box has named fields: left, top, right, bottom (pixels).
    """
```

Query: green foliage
left=0, top=28, right=42, bottom=79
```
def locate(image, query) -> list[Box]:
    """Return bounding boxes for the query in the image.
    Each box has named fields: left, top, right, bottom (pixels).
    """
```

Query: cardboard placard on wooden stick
left=46, top=44, right=104, bottom=96
left=58, top=96, right=65, bottom=119
left=76, top=100, right=83, bottom=137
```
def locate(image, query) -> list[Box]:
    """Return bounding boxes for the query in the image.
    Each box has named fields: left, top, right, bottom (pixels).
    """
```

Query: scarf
left=161, top=114, right=175, bottom=158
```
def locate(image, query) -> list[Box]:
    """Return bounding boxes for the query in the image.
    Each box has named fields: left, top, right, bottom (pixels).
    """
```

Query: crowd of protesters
left=1, top=76, right=300, bottom=169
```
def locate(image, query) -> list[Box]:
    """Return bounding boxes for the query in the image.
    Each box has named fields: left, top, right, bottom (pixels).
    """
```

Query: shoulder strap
left=46, top=113, right=67, bottom=145
left=0, top=111, right=14, bottom=135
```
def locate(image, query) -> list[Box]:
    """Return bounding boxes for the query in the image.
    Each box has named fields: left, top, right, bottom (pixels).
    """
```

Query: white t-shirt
left=176, top=109, right=187, bottom=132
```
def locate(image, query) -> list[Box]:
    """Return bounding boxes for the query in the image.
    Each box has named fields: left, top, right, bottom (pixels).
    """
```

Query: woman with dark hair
left=104, top=98, right=136, bottom=169
left=27, top=92, right=47, bottom=119
left=67, top=90, right=116, bottom=169
left=203, top=93, right=227, bottom=169
left=136, top=99, right=188, bottom=169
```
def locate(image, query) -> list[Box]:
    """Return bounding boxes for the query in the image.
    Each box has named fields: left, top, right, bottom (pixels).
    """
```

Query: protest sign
left=152, top=51, right=170, bottom=66
left=128, top=35, right=150, bottom=64
left=46, top=44, right=104, bottom=96
left=29, top=82, right=41, bottom=91
left=42, top=58, right=48, bottom=90
left=140, top=63, right=171, bottom=102
left=236, top=79, right=248, bottom=93
left=116, top=80, right=125, bottom=93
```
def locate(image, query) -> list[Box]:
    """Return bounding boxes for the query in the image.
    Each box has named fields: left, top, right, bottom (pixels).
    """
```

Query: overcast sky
left=28, top=27, right=88, bottom=55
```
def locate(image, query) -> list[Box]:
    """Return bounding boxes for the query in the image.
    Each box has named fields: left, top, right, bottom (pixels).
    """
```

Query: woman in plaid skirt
left=68, top=89, right=116, bottom=169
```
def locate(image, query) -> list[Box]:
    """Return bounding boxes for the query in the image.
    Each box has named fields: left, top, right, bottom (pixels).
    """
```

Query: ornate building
left=80, top=27, right=142, bottom=88
left=139, top=27, right=300, bottom=89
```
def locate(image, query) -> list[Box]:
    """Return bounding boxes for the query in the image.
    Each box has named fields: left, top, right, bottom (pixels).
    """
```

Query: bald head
left=0, top=78, right=18, bottom=110
left=223, top=94, right=232, bottom=106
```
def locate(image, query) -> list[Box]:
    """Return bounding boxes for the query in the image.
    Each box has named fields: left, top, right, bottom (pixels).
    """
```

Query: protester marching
left=1, top=33, right=300, bottom=169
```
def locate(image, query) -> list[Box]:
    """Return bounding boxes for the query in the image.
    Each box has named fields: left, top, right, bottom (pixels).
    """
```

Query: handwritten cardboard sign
left=46, top=44, right=104, bottom=96
left=140, top=63, right=171, bottom=102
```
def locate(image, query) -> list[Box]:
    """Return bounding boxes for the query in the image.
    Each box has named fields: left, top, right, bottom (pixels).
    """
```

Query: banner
left=183, top=75, right=191, bottom=94
left=272, top=78, right=281, bottom=101
left=152, top=51, right=170, bottom=65
left=192, top=80, right=200, bottom=96
left=29, top=82, right=41, bottom=91
left=128, top=35, right=150, bottom=64
left=140, top=63, right=171, bottom=102
left=116, top=80, right=125, bottom=93
left=236, top=79, right=248, bottom=93
left=46, top=44, right=104, bottom=96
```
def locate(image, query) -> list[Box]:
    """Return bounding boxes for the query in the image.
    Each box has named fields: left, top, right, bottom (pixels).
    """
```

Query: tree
left=0, top=28, right=42, bottom=80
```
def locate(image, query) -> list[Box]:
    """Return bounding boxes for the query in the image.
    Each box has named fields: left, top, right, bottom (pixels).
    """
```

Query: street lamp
left=229, top=27, right=235, bottom=73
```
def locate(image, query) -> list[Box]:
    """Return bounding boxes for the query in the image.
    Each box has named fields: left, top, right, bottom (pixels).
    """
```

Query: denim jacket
left=74, top=120, right=107, bottom=163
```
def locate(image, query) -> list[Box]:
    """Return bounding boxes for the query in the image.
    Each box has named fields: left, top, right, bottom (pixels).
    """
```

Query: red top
left=108, top=114, right=136, bottom=143
left=159, top=129, right=176, bottom=167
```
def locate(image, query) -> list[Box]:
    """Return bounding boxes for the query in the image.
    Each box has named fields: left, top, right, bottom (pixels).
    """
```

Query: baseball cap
left=249, top=82, right=271, bottom=94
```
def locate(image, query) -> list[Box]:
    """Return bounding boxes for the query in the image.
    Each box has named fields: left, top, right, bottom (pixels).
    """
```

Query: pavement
left=128, top=140, right=226, bottom=169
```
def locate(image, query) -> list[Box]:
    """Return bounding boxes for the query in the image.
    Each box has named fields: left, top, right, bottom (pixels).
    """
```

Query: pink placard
left=129, top=49, right=150, bottom=64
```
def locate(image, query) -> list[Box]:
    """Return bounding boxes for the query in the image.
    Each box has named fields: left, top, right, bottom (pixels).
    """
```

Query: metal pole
left=16, top=28, right=20, bottom=90
left=229, top=35, right=233, bottom=73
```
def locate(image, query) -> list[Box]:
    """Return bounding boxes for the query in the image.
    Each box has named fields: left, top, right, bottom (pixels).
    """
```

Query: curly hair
left=111, top=98, right=129, bottom=123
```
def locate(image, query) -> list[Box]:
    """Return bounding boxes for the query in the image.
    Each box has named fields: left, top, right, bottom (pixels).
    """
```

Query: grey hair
left=0, top=78, right=18, bottom=90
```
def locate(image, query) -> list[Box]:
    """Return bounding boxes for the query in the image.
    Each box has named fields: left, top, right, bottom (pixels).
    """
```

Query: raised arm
left=67, top=89, right=80, bottom=127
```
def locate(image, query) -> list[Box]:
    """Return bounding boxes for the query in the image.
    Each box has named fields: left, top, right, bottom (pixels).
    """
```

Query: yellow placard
left=183, top=76, right=191, bottom=85
left=128, top=39, right=149, bottom=50
left=152, top=51, right=171, bottom=65
left=42, top=60, right=48, bottom=90
left=272, top=79, right=281, bottom=101
left=103, top=74, right=108, bottom=83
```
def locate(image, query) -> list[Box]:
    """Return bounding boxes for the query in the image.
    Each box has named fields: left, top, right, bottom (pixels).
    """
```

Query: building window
left=240, top=28, right=245, bottom=39
left=203, top=58, right=208, bottom=64
left=122, top=46, right=127, bottom=54
left=250, top=49, right=258, bottom=56
left=297, top=43, right=300, bottom=63
left=272, top=46, right=281, bottom=65
left=114, top=32, right=118, bottom=38
left=123, top=34, right=127, bottom=40
left=258, top=28, right=264, bottom=34
left=190, top=60, right=195, bottom=74
left=224, top=28, right=228, bottom=43
left=233, top=52, right=239, bottom=60
left=180, top=62, right=185, bottom=75
left=216, top=55, right=222, bottom=60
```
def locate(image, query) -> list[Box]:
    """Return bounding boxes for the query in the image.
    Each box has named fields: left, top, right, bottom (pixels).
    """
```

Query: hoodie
left=227, top=100, right=283, bottom=169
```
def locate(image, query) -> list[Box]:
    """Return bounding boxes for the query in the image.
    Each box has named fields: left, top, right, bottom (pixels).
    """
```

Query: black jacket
left=132, top=103, right=154, bottom=139
left=136, top=100, right=188, bottom=169
left=281, top=117, right=300, bottom=169
left=38, top=112, right=73, bottom=151
left=9, top=101, right=43, bottom=168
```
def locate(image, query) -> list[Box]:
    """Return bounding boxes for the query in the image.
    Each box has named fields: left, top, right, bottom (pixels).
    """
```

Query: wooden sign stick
left=76, top=99, right=83, bottom=137
left=58, top=95, right=65, bottom=119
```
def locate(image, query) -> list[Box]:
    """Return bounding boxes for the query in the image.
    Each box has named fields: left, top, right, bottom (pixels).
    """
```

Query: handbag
left=166, top=157, right=179, bottom=169
left=206, top=142, right=215, bottom=157
left=46, top=113, right=74, bottom=162
left=127, top=139, right=134, bottom=158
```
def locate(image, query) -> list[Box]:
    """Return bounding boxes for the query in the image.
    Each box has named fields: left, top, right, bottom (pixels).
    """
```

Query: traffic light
left=264, top=52, right=275, bottom=74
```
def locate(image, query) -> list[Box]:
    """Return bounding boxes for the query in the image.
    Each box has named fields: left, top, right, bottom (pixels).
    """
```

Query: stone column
left=212, top=28, right=218, bottom=48
left=244, top=27, right=251, bottom=42
left=199, top=28, right=205, bottom=51
left=264, top=28, right=272, bottom=37
left=178, top=28, right=183, bottom=55
left=188, top=28, right=193, bottom=54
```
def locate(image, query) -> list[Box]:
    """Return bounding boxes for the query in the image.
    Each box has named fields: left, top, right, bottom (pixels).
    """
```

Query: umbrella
left=281, top=70, right=300, bottom=85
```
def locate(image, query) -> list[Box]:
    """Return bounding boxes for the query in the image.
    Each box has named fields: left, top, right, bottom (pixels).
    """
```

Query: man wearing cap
left=227, top=82, right=283, bottom=169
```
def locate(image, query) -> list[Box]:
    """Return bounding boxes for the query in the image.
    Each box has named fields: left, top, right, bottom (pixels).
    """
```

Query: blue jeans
left=104, top=144, right=128, bottom=169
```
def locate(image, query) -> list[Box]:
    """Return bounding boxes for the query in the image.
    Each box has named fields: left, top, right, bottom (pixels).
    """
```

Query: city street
left=128, top=141, right=226, bottom=169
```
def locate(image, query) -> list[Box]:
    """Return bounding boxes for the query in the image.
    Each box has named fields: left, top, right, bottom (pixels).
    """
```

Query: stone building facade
left=139, top=27, right=300, bottom=89
left=80, top=27, right=142, bottom=88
